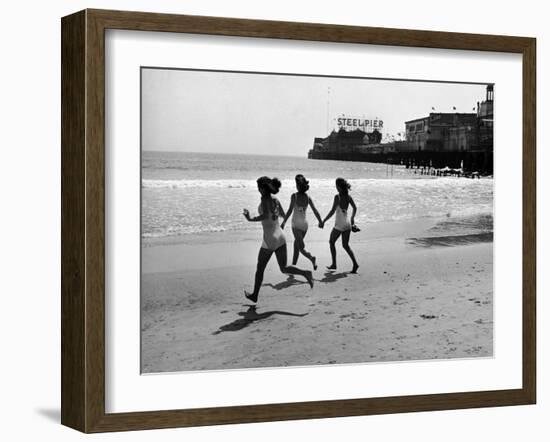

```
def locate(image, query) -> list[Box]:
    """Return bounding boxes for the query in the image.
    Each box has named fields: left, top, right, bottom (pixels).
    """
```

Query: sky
left=141, top=68, right=490, bottom=157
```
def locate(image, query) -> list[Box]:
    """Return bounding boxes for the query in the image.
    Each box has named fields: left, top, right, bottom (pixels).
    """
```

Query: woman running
left=321, top=177, right=359, bottom=273
left=243, top=176, right=314, bottom=303
left=281, top=174, right=322, bottom=269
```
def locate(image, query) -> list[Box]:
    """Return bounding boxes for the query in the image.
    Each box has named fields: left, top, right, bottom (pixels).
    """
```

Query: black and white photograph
left=140, top=67, right=494, bottom=374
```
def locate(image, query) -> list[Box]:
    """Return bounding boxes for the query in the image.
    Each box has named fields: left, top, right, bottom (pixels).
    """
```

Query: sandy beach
left=141, top=218, right=493, bottom=373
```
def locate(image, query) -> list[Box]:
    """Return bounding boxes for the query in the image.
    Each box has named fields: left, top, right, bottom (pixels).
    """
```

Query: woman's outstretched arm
left=349, top=196, right=357, bottom=225
left=308, top=196, right=323, bottom=224
left=321, top=195, right=338, bottom=227
left=281, top=193, right=295, bottom=229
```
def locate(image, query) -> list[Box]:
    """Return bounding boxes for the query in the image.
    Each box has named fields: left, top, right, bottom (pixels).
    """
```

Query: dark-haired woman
left=281, top=174, right=322, bottom=270
left=243, top=176, right=314, bottom=303
left=321, top=178, right=359, bottom=273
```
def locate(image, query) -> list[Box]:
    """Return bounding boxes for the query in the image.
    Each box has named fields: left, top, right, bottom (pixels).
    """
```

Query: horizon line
left=142, top=150, right=306, bottom=158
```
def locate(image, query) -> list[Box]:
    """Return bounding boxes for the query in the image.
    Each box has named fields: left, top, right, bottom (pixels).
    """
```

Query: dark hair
left=295, top=174, right=310, bottom=193
left=335, top=177, right=351, bottom=195
left=256, top=176, right=281, bottom=195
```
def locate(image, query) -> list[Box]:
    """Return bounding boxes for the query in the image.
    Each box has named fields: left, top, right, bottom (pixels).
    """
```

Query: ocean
left=142, top=151, right=493, bottom=241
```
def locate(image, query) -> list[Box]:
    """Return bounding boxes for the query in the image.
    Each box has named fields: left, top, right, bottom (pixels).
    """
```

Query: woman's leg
left=327, top=228, right=342, bottom=269
left=292, top=228, right=316, bottom=268
left=246, top=247, right=273, bottom=302
left=341, top=230, right=359, bottom=273
left=292, top=229, right=301, bottom=265
left=274, top=244, right=314, bottom=288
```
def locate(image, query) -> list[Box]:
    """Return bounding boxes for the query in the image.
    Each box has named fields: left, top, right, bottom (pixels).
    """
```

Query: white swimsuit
left=259, top=199, right=286, bottom=251
left=291, top=194, right=309, bottom=232
left=334, top=195, right=352, bottom=232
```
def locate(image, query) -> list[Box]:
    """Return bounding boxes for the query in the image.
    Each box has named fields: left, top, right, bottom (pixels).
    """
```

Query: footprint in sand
left=420, top=314, right=438, bottom=320
left=465, top=346, right=483, bottom=355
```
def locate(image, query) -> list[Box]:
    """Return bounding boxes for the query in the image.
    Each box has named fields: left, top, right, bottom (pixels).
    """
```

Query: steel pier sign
left=337, top=116, right=384, bottom=131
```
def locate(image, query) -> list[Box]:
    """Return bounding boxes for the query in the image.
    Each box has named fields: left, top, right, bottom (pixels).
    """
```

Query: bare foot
left=305, top=271, right=314, bottom=288
left=312, top=256, right=318, bottom=271
left=326, top=264, right=337, bottom=271
left=244, top=290, right=258, bottom=303
left=351, top=264, right=359, bottom=274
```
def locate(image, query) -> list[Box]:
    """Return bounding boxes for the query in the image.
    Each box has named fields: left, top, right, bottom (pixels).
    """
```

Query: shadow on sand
left=263, top=275, right=307, bottom=291
left=319, top=271, right=349, bottom=283
left=213, top=305, right=308, bottom=335
left=265, top=269, right=352, bottom=291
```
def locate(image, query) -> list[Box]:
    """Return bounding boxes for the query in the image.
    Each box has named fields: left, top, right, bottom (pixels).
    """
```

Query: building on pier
left=308, top=85, right=494, bottom=173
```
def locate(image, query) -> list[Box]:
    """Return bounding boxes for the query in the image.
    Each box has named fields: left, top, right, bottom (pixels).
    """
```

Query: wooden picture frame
left=61, top=9, right=536, bottom=433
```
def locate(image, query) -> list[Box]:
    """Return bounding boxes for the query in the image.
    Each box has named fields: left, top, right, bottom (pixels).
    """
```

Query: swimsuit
left=259, top=199, right=286, bottom=251
left=291, top=193, right=309, bottom=232
left=334, top=195, right=352, bottom=232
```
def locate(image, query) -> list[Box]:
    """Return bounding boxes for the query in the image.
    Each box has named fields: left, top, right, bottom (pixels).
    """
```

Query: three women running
left=243, top=175, right=359, bottom=303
